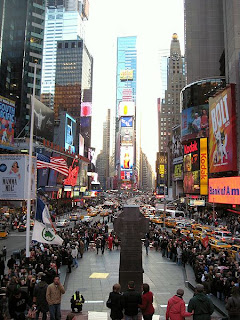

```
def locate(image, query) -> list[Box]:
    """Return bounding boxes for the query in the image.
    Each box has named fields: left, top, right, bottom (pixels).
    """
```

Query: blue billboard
left=121, top=116, right=133, bottom=127
left=65, top=114, right=76, bottom=153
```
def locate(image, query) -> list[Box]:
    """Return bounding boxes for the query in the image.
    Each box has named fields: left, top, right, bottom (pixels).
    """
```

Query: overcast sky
left=85, top=0, right=184, bottom=168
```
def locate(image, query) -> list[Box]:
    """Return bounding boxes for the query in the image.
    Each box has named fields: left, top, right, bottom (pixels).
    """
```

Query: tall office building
left=184, top=0, right=224, bottom=84
left=115, top=36, right=138, bottom=189
left=41, top=0, right=87, bottom=100
left=0, top=0, right=45, bottom=136
left=54, top=39, right=93, bottom=153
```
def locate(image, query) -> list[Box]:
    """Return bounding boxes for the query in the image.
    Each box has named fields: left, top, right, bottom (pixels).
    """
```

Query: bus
left=156, top=208, right=185, bottom=218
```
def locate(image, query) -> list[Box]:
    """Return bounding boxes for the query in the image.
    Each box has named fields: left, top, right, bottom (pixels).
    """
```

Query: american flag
left=37, top=153, right=69, bottom=176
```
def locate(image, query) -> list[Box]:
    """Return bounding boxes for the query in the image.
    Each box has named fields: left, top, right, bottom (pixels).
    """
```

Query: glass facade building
left=0, top=0, right=45, bottom=136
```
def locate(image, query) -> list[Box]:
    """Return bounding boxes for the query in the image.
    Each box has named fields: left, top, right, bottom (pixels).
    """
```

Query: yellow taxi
left=100, top=210, right=110, bottom=217
left=172, top=226, right=190, bottom=236
left=229, top=244, right=240, bottom=259
left=209, top=239, right=231, bottom=253
left=152, top=217, right=163, bottom=225
left=194, top=232, right=214, bottom=242
left=166, top=218, right=176, bottom=228
left=87, top=210, right=98, bottom=217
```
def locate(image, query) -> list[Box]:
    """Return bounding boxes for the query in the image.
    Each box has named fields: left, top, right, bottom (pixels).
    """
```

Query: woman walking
left=138, top=283, right=155, bottom=320
left=106, top=283, right=123, bottom=320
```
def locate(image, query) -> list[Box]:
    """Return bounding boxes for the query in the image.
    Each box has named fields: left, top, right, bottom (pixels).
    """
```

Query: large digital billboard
left=65, top=114, right=76, bottom=153
left=81, top=102, right=92, bottom=117
left=121, top=116, right=133, bottom=127
left=120, top=146, right=133, bottom=170
left=0, top=154, right=36, bottom=200
left=120, top=69, right=133, bottom=81
left=200, top=138, right=208, bottom=195
left=181, top=105, right=209, bottom=141
left=0, top=96, right=15, bottom=150
left=172, top=125, right=183, bottom=181
left=209, top=85, right=237, bottom=173
left=120, top=127, right=134, bottom=145
left=209, top=177, right=240, bottom=204
left=79, top=134, right=84, bottom=156
left=183, top=140, right=200, bottom=194
left=118, top=102, right=135, bottom=117
left=34, top=97, right=54, bottom=141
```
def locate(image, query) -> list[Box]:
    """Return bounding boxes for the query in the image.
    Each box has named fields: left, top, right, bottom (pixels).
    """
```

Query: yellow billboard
left=120, top=69, right=133, bottom=81
left=200, top=138, right=208, bottom=195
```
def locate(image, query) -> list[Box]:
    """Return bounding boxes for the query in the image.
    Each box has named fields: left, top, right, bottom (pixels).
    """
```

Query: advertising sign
left=120, top=146, right=133, bottom=170
left=209, top=177, right=240, bottom=204
left=0, top=154, right=36, bottom=200
left=120, top=69, right=134, bottom=81
left=121, top=116, right=133, bottom=127
left=172, top=125, right=183, bottom=162
left=0, top=96, right=15, bottom=150
left=34, top=98, right=54, bottom=141
left=118, top=102, right=135, bottom=117
left=88, top=147, right=96, bottom=165
left=120, top=170, right=132, bottom=181
left=65, top=114, right=76, bottom=153
left=120, top=127, right=134, bottom=145
left=181, top=104, right=209, bottom=141
left=200, top=138, right=208, bottom=195
left=183, top=140, right=200, bottom=194
left=122, top=88, right=133, bottom=101
left=81, top=102, right=92, bottom=117
left=173, top=163, right=183, bottom=180
left=209, top=85, right=237, bottom=173
left=79, top=134, right=84, bottom=156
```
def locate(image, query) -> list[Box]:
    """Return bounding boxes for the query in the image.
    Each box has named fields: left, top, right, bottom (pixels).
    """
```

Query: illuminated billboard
left=34, top=97, right=54, bottom=141
left=120, top=127, right=134, bottom=145
left=181, top=104, right=209, bottom=141
left=173, top=163, right=183, bottom=180
left=183, top=140, right=200, bottom=194
left=120, top=170, right=132, bottom=182
left=81, top=102, right=92, bottom=117
left=122, top=88, right=133, bottom=101
left=79, top=134, right=84, bottom=156
left=0, top=96, right=15, bottom=150
left=209, top=85, right=237, bottom=173
left=121, top=116, right=133, bottom=127
left=65, top=114, right=76, bottom=153
left=120, top=146, right=133, bottom=170
left=120, top=69, right=134, bottom=81
left=118, top=101, right=135, bottom=117
left=200, top=138, right=208, bottom=195
left=172, top=125, right=183, bottom=181
left=209, top=177, right=240, bottom=204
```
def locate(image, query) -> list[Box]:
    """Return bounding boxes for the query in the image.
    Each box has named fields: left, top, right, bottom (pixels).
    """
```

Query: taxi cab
left=87, top=209, right=98, bottom=217
left=100, top=209, right=110, bottom=217
left=209, top=239, right=231, bottom=253
left=172, top=226, right=190, bottom=236
left=166, top=218, right=176, bottom=228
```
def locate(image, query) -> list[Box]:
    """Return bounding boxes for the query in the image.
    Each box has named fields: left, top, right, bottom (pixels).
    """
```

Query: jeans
left=73, top=257, right=78, bottom=267
left=124, top=315, right=138, bottom=320
left=36, top=309, right=47, bottom=320
left=143, top=315, right=153, bottom=320
left=145, top=246, right=149, bottom=255
left=49, top=304, right=61, bottom=320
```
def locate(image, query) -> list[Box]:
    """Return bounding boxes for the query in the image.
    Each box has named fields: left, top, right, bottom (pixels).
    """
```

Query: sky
left=85, top=0, right=185, bottom=169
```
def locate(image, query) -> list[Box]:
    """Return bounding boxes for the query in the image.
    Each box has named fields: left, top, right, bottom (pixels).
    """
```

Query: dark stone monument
left=114, top=205, right=149, bottom=292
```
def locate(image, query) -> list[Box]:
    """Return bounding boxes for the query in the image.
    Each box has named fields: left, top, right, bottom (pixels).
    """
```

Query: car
left=82, top=216, right=93, bottom=223
left=232, top=235, right=240, bottom=245
left=165, top=218, right=176, bottom=228
left=69, top=213, right=79, bottom=221
left=30, top=219, right=34, bottom=230
left=209, top=239, right=231, bottom=253
left=214, top=230, right=233, bottom=243
left=17, top=223, right=26, bottom=232
left=172, top=226, right=190, bottom=236
left=56, top=219, right=70, bottom=228
left=100, top=210, right=110, bottom=217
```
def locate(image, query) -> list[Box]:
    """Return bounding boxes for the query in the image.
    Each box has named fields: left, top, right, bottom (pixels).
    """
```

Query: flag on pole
left=32, top=220, right=63, bottom=245
left=202, top=235, right=209, bottom=248
left=36, top=197, right=56, bottom=232
left=37, top=153, right=69, bottom=176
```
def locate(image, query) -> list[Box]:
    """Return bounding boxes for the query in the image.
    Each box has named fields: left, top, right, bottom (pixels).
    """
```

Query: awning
left=227, top=209, right=240, bottom=215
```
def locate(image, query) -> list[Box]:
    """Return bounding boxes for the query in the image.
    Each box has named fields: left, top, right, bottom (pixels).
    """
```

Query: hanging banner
left=200, top=138, right=208, bottom=195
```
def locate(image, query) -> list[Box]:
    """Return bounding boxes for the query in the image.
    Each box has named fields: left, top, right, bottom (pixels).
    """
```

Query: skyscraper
left=41, top=0, right=86, bottom=99
left=0, top=0, right=45, bottom=136
left=184, top=0, right=224, bottom=84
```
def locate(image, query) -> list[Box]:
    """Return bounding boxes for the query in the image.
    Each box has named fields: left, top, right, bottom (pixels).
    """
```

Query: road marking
left=160, top=304, right=188, bottom=307
left=85, top=300, right=105, bottom=304
left=89, top=273, right=109, bottom=279
left=88, top=311, right=108, bottom=319
left=156, top=262, right=176, bottom=264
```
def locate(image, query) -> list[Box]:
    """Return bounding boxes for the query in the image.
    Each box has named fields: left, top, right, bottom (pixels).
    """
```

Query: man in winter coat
left=8, top=288, right=31, bottom=320
left=46, top=276, right=65, bottom=320
left=33, top=275, right=49, bottom=320
left=188, top=284, right=214, bottom=320
left=166, top=288, right=192, bottom=320
left=123, top=281, right=142, bottom=320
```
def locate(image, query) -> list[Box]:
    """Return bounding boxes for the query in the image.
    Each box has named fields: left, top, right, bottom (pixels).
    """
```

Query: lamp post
left=26, top=61, right=37, bottom=258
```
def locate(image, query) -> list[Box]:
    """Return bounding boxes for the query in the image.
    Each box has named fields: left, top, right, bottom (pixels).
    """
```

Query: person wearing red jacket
left=138, top=283, right=155, bottom=320
left=166, top=289, right=193, bottom=320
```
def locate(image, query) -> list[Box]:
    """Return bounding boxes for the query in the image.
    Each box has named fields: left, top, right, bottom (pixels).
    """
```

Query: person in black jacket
left=107, top=283, right=123, bottom=320
left=8, top=288, right=31, bottom=320
left=33, top=275, right=49, bottom=320
left=123, top=281, right=142, bottom=320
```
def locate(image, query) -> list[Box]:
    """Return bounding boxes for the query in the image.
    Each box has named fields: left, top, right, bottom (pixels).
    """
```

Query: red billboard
left=209, top=85, right=237, bottom=173
left=209, top=177, right=240, bottom=204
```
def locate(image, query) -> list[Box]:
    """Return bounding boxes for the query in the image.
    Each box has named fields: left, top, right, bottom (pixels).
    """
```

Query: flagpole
left=26, top=61, right=37, bottom=258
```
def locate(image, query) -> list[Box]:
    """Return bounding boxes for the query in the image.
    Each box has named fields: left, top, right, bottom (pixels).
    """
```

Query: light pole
left=26, top=61, right=37, bottom=258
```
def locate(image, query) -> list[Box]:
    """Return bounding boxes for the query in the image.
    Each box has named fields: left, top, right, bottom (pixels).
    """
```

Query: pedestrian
left=101, top=236, right=106, bottom=254
left=177, top=245, right=182, bottom=266
left=166, top=288, right=193, bottom=320
left=138, top=283, right=155, bottom=320
left=7, top=255, right=16, bottom=270
left=79, top=239, right=84, bottom=258
left=188, top=284, right=214, bottom=320
left=108, top=233, right=114, bottom=251
left=67, top=253, right=73, bottom=273
left=46, top=276, right=65, bottom=320
left=225, top=286, right=240, bottom=320
left=123, top=280, right=142, bottom=320
left=144, top=238, right=150, bottom=255
left=95, top=237, right=101, bottom=254
left=8, top=288, right=31, bottom=320
left=106, top=283, right=124, bottom=320
left=33, top=274, right=49, bottom=320
left=2, top=246, right=7, bottom=261
left=0, top=258, right=4, bottom=280
left=70, top=290, right=85, bottom=313
left=71, top=246, right=78, bottom=268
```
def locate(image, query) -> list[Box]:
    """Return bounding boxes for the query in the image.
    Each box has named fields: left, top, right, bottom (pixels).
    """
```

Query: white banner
left=32, top=220, right=63, bottom=246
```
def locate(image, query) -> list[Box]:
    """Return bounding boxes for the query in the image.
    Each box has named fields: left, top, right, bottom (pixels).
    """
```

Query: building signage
left=200, top=138, right=208, bottom=195
left=209, top=85, right=237, bottom=173
left=122, top=88, right=133, bottom=101
left=34, top=98, right=54, bottom=142
left=65, top=114, right=76, bottom=153
left=120, top=69, right=133, bottom=81
left=121, top=116, right=133, bottom=127
left=118, top=101, right=135, bottom=117
left=173, top=163, right=183, bottom=180
left=209, top=177, right=240, bottom=204
left=183, top=140, right=200, bottom=194
left=120, top=146, right=133, bottom=170
left=0, top=96, right=15, bottom=150
left=120, top=127, right=133, bottom=145
left=81, top=102, right=92, bottom=117
left=189, top=199, right=205, bottom=206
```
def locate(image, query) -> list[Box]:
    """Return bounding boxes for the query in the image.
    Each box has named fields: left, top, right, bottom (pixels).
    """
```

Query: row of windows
left=57, top=42, right=82, bottom=49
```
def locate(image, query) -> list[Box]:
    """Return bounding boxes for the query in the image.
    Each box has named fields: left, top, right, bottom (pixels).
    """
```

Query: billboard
left=183, top=140, right=200, bottom=194
left=118, top=101, right=135, bottom=117
left=181, top=104, right=209, bottom=141
left=200, top=138, right=208, bottom=195
left=173, top=163, right=183, bottom=180
left=209, top=85, right=237, bottom=173
left=0, top=96, right=15, bottom=150
left=120, top=69, right=133, bottom=81
left=34, top=97, right=54, bottom=141
left=79, top=134, right=84, bottom=156
left=120, top=170, right=132, bottom=182
left=172, top=125, right=183, bottom=161
left=88, top=147, right=96, bottom=165
left=121, top=116, right=133, bottom=127
left=0, top=154, right=36, bottom=200
left=81, top=102, right=92, bottom=117
left=120, top=146, right=133, bottom=170
left=122, top=88, right=133, bottom=101
left=120, top=127, right=134, bottom=145
left=65, top=114, right=76, bottom=153
left=209, top=177, right=240, bottom=204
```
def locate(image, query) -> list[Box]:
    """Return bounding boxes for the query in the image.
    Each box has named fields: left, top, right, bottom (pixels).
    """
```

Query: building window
left=65, top=42, right=68, bottom=48
left=57, top=43, right=62, bottom=48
